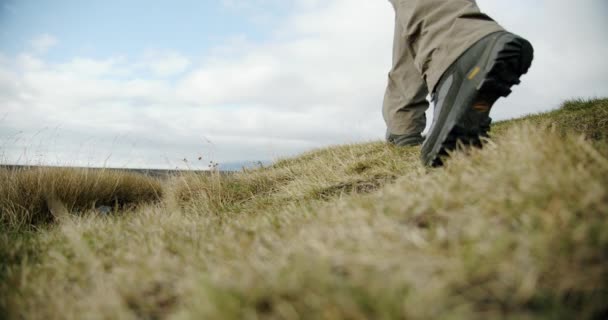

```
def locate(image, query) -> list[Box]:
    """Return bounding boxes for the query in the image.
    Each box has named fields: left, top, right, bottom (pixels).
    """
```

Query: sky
left=1, top=0, right=607, bottom=170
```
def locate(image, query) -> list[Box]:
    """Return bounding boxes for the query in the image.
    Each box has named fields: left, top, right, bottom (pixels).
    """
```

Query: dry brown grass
left=0, top=167, right=163, bottom=228
left=1, top=98, right=607, bottom=319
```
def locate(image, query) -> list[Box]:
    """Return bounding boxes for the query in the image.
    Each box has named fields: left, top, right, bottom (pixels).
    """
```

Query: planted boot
left=421, top=32, right=534, bottom=166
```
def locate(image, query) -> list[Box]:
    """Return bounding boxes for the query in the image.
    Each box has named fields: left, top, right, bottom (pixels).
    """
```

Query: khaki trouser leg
left=384, top=0, right=504, bottom=138
left=382, top=9, right=429, bottom=137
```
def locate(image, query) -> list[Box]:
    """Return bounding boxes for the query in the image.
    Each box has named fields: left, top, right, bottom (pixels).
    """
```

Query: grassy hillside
left=1, top=98, right=607, bottom=319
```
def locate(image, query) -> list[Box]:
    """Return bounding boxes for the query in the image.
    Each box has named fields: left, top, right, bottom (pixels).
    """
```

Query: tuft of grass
left=169, top=141, right=420, bottom=220
left=0, top=167, right=163, bottom=229
left=0, top=98, right=607, bottom=319
left=493, top=97, right=608, bottom=141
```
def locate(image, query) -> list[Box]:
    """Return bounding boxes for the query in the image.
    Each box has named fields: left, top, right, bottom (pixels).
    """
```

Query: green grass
left=1, top=98, right=607, bottom=319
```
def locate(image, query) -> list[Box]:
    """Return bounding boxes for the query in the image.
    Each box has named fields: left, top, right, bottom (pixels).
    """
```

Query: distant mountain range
left=0, top=160, right=273, bottom=178
left=218, top=161, right=271, bottom=171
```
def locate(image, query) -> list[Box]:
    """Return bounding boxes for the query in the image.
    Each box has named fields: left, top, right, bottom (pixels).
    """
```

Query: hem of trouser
left=386, top=117, right=428, bottom=136
left=386, top=132, right=424, bottom=146
left=427, top=26, right=504, bottom=94
left=384, top=101, right=429, bottom=136
left=386, top=116, right=428, bottom=136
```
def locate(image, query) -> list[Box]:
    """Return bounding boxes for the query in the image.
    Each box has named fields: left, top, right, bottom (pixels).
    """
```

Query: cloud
left=29, top=34, right=58, bottom=54
left=140, top=51, right=191, bottom=77
left=178, top=0, right=393, bottom=110
left=1, top=1, right=607, bottom=169
left=476, top=0, right=608, bottom=119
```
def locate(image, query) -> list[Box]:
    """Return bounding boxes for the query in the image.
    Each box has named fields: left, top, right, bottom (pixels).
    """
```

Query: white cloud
left=16, top=53, right=45, bottom=70
left=56, top=57, right=128, bottom=77
left=140, top=51, right=191, bottom=77
left=178, top=0, right=392, bottom=111
left=476, top=0, right=608, bottom=118
left=1, top=1, right=607, bottom=169
left=29, top=34, right=58, bottom=54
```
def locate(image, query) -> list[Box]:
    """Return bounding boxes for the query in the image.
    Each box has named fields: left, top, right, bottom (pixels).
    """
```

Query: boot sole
left=422, top=32, right=534, bottom=167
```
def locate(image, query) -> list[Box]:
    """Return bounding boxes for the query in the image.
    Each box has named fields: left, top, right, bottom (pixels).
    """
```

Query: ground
left=1, top=98, right=607, bottom=319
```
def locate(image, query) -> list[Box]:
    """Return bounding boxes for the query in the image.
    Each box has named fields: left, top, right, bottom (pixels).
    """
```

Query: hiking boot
left=421, top=31, right=534, bottom=166
left=387, top=132, right=424, bottom=147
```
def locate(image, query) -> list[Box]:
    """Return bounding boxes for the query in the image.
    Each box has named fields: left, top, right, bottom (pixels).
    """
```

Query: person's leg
left=383, top=2, right=428, bottom=147
left=392, top=0, right=533, bottom=166
left=394, top=0, right=505, bottom=92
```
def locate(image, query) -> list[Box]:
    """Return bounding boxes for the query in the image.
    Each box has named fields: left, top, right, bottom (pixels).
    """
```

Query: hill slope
left=1, top=98, right=607, bottom=319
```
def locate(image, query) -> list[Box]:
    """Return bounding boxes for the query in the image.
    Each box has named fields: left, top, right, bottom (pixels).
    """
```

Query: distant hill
left=0, top=160, right=272, bottom=178
left=1, top=98, right=607, bottom=319
left=218, top=160, right=271, bottom=172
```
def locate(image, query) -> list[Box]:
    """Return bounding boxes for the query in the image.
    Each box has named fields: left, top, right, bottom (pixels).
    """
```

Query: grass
left=0, top=167, right=163, bottom=228
left=1, top=98, right=607, bottom=319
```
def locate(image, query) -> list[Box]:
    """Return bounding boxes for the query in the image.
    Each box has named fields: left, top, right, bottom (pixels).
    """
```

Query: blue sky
left=0, top=0, right=607, bottom=169
left=0, top=0, right=285, bottom=61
